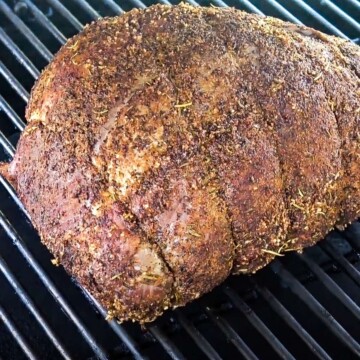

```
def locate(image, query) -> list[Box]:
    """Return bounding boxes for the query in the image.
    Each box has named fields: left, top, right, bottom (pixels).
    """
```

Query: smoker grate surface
left=0, top=0, right=359, bottom=359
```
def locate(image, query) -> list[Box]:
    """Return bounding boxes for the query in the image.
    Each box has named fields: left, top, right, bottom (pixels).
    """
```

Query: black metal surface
left=0, top=0, right=359, bottom=359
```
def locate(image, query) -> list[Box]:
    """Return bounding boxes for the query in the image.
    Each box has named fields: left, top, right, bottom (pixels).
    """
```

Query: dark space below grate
left=0, top=0, right=360, bottom=359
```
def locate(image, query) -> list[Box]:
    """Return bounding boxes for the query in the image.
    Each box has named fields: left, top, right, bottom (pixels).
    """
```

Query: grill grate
left=0, top=0, right=360, bottom=359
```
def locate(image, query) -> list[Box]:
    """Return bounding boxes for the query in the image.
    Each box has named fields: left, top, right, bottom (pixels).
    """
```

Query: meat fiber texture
left=0, top=4, right=359, bottom=323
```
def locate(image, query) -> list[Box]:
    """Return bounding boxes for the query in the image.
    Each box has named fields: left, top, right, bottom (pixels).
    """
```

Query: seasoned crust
left=1, top=3, right=358, bottom=322
left=209, top=115, right=289, bottom=273
left=9, top=121, right=174, bottom=323
left=130, top=154, right=234, bottom=305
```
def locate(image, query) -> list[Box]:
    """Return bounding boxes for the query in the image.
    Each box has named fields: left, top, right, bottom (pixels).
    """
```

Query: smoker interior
left=0, top=0, right=359, bottom=359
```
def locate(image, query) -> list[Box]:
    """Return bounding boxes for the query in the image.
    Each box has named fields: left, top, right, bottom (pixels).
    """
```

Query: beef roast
left=0, top=4, right=359, bottom=322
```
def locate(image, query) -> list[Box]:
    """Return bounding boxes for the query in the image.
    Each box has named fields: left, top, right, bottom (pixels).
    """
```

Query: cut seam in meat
left=122, top=151, right=235, bottom=307
left=192, top=11, right=238, bottom=274
left=92, top=69, right=183, bottom=310
left=318, top=79, right=347, bottom=223
left=234, top=55, right=292, bottom=259
left=202, top=10, right=290, bottom=266
left=246, top=19, right=348, bottom=250
left=121, top=205, right=178, bottom=307
left=204, top=152, right=237, bottom=273
left=122, top=180, right=176, bottom=307
left=248, top=97, right=292, bottom=255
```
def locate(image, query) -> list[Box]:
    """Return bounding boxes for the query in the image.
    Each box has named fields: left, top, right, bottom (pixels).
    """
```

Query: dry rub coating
left=0, top=4, right=359, bottom=322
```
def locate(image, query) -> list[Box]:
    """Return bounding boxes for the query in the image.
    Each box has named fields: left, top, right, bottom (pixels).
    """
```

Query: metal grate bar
left=344, top=0, right=360, bottom=10
left=203, top=306, right=259, bottom=360
left=149, top=325, right=186, bottom=360
left=73, top=0, right=101, bottom=20
left=0, top=1, right=53, bottom=62
left=186, top=0, right=200, bottom=6
left=264, top=0, right=302, bottom=24
left=102, top=0, right=124, bottom=14
left=235, top=0, right=264, bottom=15
left=0, top=94, right=26, bottom=131
left=106, top=320, right=146, bottom=360
left=211, top=0, right=229, bottom=7
left=342, top=231, right=360, bottom=252
left=158, top=0, right=172, bottom=6
left=0, top=254, right=71, bottom=359
left=0, top=303, right=38, bottom=360
left=176, top=311, right=222, bottom=360
left=0, top=61, right=29, bottom=102
left=0, top=27, right=39, bottom=79
left=319, top=0, right=360, bottom=33
left=22, top=0, right=67, bottom=44
left=255, top=284, right=332, bottom=360
left=0, top=212, right=109, bottom=360
left=128, top=0, right=147, bottom=9
left=224, top=287, right=296, bottom=360
left=83, top=290, right=147, bottom=360
left=0, top=131, right=15, bottom=157
left=0, top=177, right=28, bottom=217
left=270, top=261, right=360, bottom=356
left=45, top=0, right=83, bottom=31
left=320, top=240, right=360, bottom=287
left=298, top=252, right=360, bottom=321
left=290, top=0, right=348, bottom=38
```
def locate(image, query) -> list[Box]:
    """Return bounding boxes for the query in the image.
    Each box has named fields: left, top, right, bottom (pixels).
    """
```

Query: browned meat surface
left=0, top=4, right=359, bottom=323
